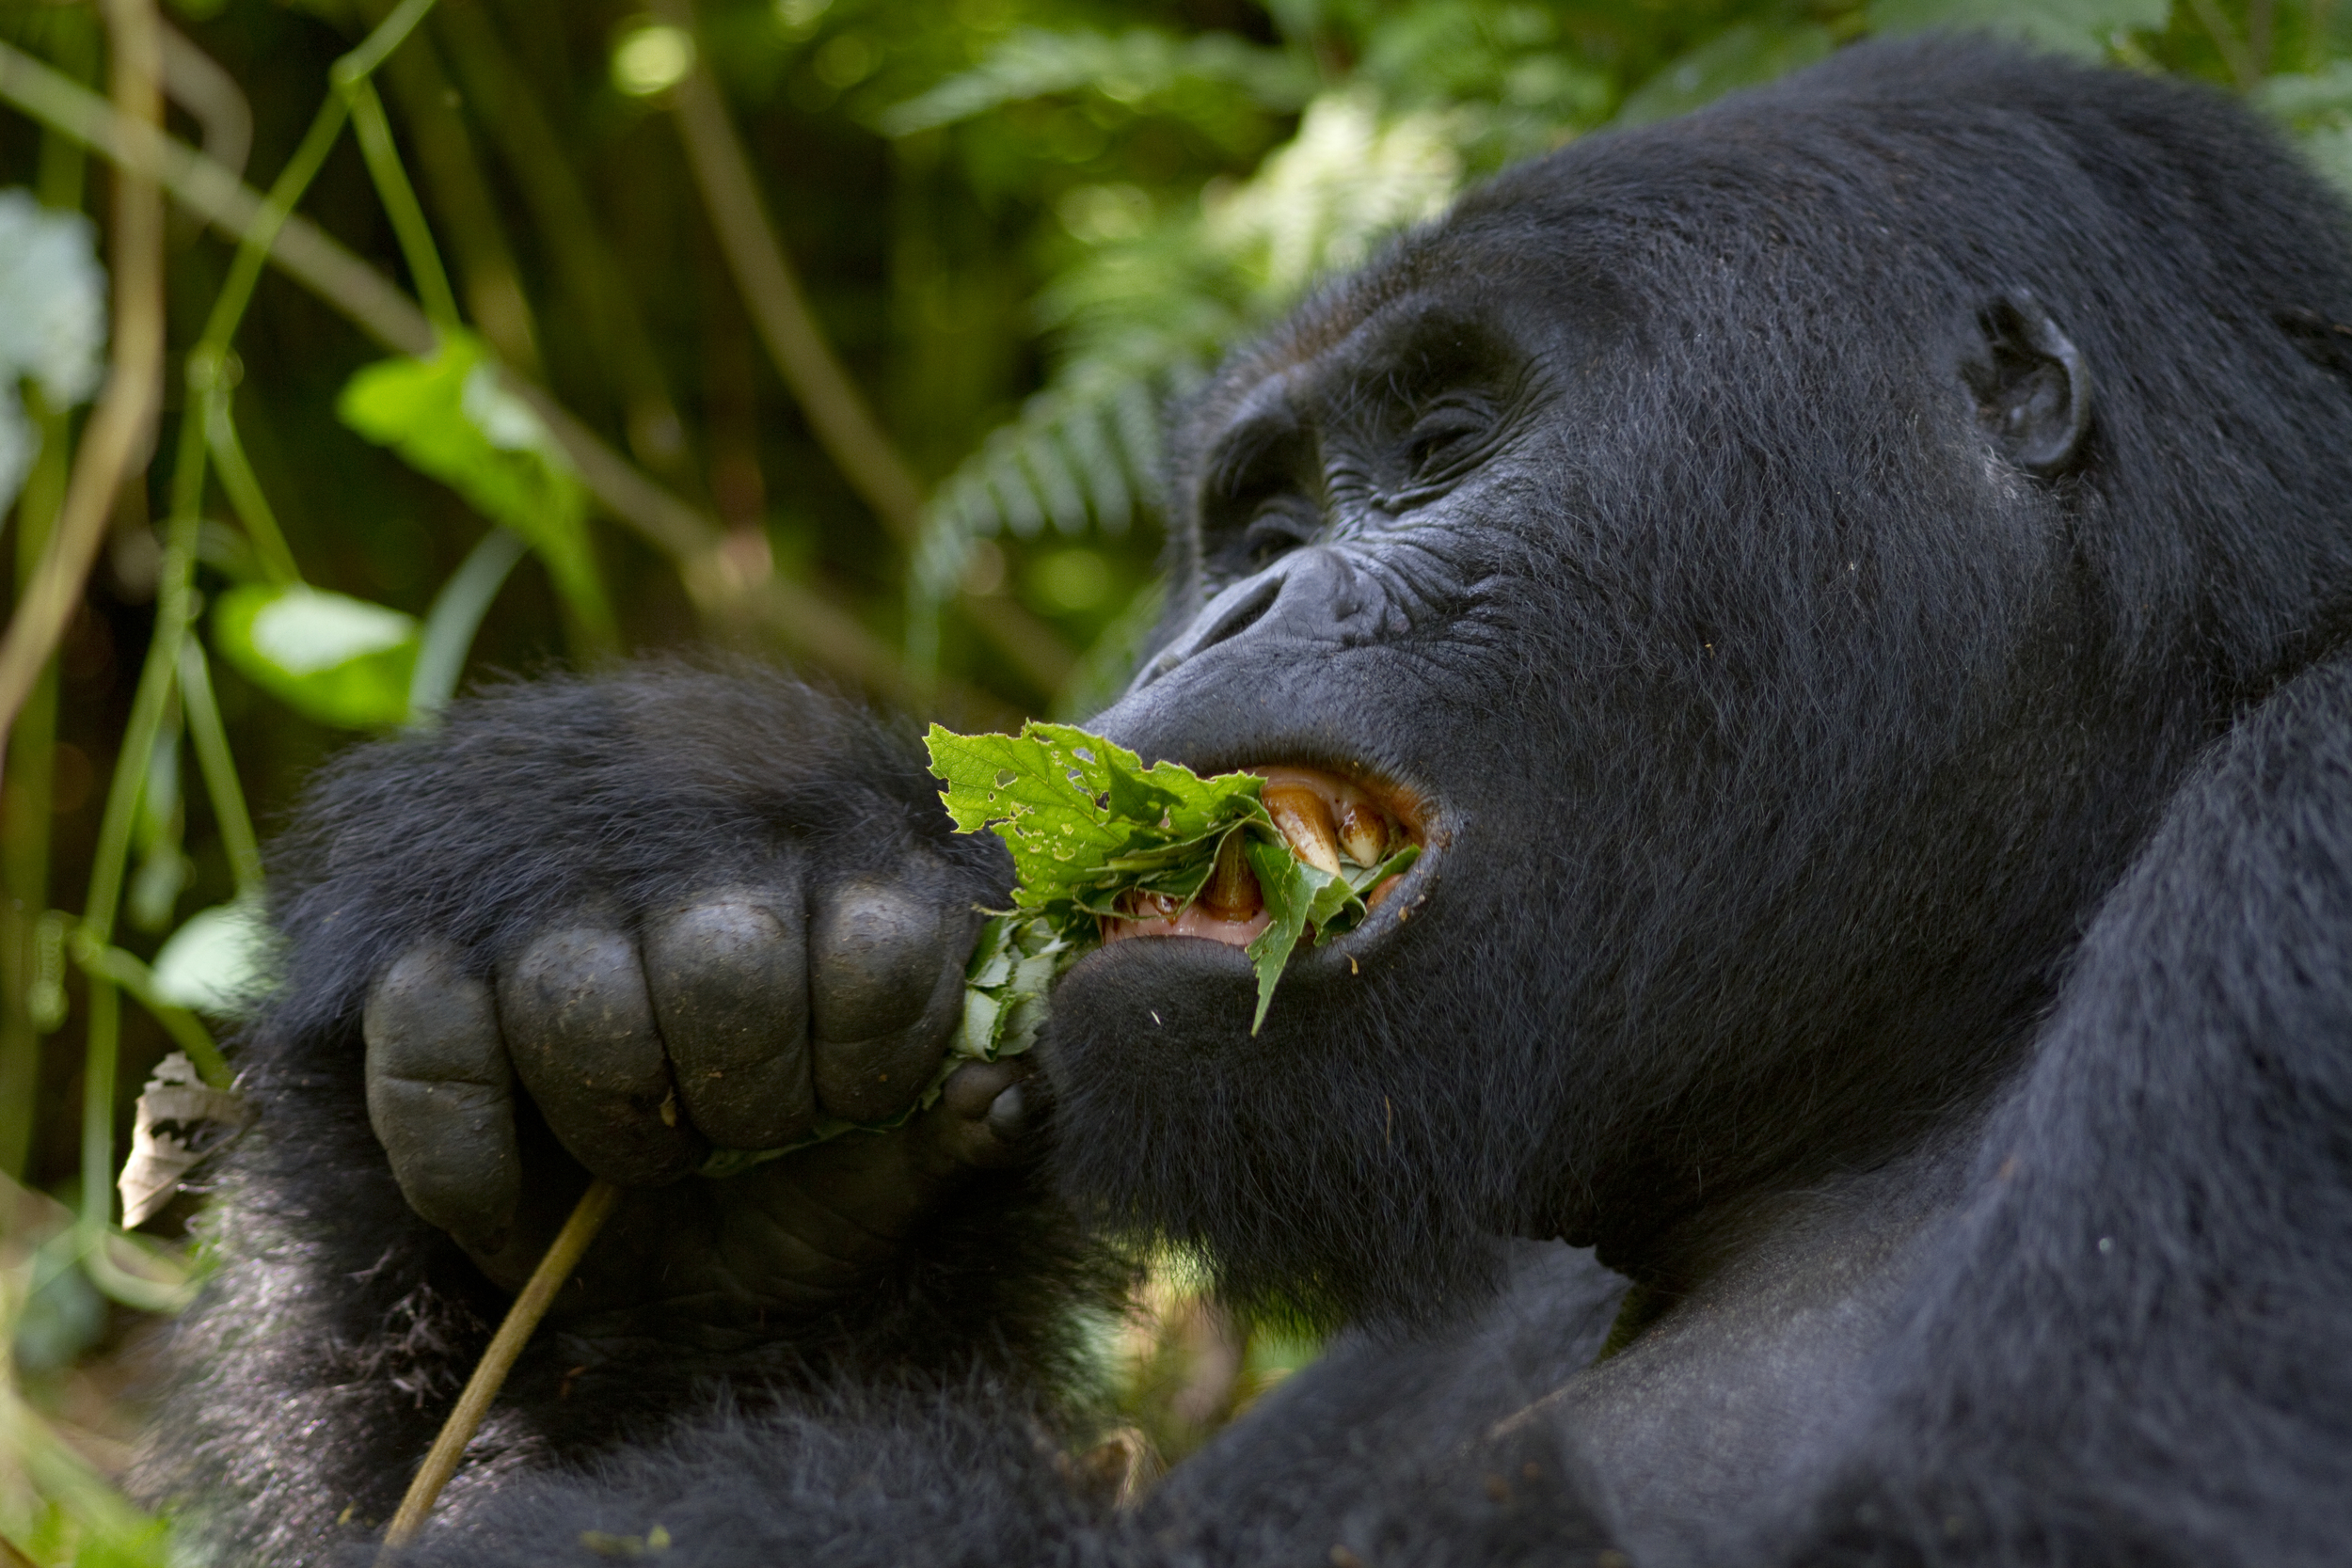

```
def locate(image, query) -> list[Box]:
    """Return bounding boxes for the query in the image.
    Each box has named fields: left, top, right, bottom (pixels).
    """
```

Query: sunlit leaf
left=150, top=899, right=273, bottom=1018
left=0, top=187, right=104, bottom=511
left=336, top=331, right=613, bottom=642
left=211, top=583, right=419, bottom=730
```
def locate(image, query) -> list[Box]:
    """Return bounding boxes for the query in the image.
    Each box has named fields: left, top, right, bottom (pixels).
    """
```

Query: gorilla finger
left=498, top=922, right=703, bottom=1186
left=918, top=1058, right=1044, bottom=1175
left=808, top=877, right=976, bottom=1122
left=644, top=885, right=816, bottom=1150
left=362, top=939, right=521, bottom=1250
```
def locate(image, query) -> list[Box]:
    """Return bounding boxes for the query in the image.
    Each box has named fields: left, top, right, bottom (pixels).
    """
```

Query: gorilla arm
left=1764, top=655, right=2352, bottom=1563
left=131, top=664, right=1120, bottom=1566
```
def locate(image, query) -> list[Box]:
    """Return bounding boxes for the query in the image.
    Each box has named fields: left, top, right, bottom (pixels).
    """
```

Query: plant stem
left=1, top=397, right=72, bottom=1183
left=379, top=1179, right=621, bottom=1554
left=0, top=40, right=994, bottom=716
left=366, top=11, right=539, bottom=372
left=2187, top=0, right=2261, bottom=87
left=178, top=641, right=262, bottom=900
left=408, top=527, right=526, bottom=719
left=656, top=0, right=925, bottom=541
left=66, top=929, right=228, bottom=1087
left=652, top=0, right=1073, bottom=698
left=0, top=0, right=166, bottom=749
left=342, top=74, right=459, bottom=331
left=203, top=397, right=301, bottom=585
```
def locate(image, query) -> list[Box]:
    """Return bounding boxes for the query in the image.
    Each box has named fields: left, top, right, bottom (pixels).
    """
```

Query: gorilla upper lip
left=1099, top=763, right=1431, bottom=950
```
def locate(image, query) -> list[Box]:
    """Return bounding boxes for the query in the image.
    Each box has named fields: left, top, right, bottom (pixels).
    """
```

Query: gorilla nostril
left=1198, top=575, right=1284, bottom=653
left=1139, top=574, right=1288, bottom=689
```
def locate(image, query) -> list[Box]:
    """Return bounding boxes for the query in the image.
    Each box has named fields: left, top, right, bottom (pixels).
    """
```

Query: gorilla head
left=1042, top=40, right=2352, bottom=1325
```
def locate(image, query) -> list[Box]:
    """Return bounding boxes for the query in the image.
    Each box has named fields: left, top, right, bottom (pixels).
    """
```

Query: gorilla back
left=139, top=38, right=2352, bottom=1568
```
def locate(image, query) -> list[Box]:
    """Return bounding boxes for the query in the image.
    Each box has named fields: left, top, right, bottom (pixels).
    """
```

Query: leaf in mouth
left=698, top=723, right=1414, bottom=1176
left=927, top=721, right=1417, bottom=1032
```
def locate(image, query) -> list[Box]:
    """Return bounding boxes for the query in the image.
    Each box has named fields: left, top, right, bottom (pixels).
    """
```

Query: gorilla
left=138, top=37, right=2352, bottom=1568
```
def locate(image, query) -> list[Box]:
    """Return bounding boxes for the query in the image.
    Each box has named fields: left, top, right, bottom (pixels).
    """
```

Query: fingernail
left=985, top=1082, right=1030, bottom=1143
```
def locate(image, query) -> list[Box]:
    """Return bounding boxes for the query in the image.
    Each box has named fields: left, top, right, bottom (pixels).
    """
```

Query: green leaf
left=150, top=899, right=272, bottom=1018
left=336, top=331, right=613, bottom=644
left=927, top=721, right=1418, bottom=1034
left=211, top=583, right=419, bottom=729
left=1864, top=0, right=2169, bottom=59
left=1242, top=834, right=1337, bottom=1031
left=925, top=721, right=1272, bottom=936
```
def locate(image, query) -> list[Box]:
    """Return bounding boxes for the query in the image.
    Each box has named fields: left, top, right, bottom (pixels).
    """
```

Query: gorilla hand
left=358, top=859, right=1035, bottom=1314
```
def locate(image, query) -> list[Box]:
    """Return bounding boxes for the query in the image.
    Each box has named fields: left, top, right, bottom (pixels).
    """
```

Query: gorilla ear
left=1963, top=290, right=2091, bottom=478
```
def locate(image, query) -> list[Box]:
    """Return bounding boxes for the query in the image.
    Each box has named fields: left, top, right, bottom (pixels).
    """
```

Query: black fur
left=139, top=40, right=2352, bottom=1568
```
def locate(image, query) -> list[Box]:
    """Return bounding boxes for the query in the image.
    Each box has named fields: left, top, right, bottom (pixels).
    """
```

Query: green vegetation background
left=0, top=0, right=2343, bottom=1557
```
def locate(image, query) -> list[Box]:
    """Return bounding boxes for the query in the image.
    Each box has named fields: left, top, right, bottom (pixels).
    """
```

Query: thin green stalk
left=331, top=0, right=442, bottom=87
left=1, top=398, right=72, bottom=1183
left=67, top=0, right=399, bottom=1242
left=193, top=95, right=349, bottom=351
left=342, top=74, right=458, bottom=331
left=204, top=398, right=300, bottom=584
left=76, top=974, right=119, bottom=1246
left=409, top=526, right=527, bottom=718
left=178, top=641, right=262, bottom=898
left=67, top=929, right=228, bottom=1087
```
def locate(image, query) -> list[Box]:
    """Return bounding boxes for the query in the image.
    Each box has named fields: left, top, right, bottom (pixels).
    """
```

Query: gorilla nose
left=1131, top=547, right=1376, bottom=691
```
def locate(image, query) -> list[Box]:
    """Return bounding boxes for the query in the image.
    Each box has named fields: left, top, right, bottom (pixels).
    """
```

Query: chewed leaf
left=925, top=722, right=1268, bottom=930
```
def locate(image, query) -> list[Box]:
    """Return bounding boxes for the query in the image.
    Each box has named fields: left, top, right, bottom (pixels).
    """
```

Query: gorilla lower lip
left=1101, top=764, right=1420, bottom=950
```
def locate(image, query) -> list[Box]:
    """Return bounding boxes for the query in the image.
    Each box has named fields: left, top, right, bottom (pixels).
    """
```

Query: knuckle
left=811, top=950, right=967, bottom=1124
left=496, top=920, right=701, bottom=1185
left=809, top=879, right=953, bottom=1042
left=644, top=891, right=808, bottom=1066
left=363, top=939, right=505, bottom=1085
left=646, top=889, right=817, bottom=1150
left=368, top=1078, right=519, bottom=1234
left=498, top=925, right=660, bottom=1081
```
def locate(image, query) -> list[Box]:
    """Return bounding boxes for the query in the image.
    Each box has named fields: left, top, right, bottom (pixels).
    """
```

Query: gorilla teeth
left=1101, top=765, right=1418, bottom=949
left=1201, top=830, right=1265, bottom=920
left=1336, top=799, right=1391, bottom=867
left=1257, top=766, right=1401, bottom=873
left=1263, top=784, right=1343, bottom=878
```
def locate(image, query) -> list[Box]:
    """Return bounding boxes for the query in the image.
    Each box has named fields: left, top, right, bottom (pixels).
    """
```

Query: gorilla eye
left=1242, top=499, right=1320, bottom=566
left=1405, top=402, right=1493, bottom=480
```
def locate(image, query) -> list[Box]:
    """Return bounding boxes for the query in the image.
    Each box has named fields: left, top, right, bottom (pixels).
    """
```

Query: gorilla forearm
left=394, top=1377, right=1622, bottom=1568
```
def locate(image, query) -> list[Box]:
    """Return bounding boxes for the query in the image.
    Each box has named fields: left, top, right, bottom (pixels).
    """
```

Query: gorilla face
left=1041, top=115, right=2197, bottom=1323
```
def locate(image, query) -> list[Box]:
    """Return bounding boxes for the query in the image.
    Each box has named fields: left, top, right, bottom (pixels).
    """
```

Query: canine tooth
left=1336, top=799, right=1391, bottom=866
left=1263, top=784, right=1343, bottom=877
left=1202, top=832, right=1263, bottom=919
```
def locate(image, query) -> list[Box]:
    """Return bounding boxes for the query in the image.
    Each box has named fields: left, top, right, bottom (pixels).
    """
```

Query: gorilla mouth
left=1099, top=765, right=1428, bottom=948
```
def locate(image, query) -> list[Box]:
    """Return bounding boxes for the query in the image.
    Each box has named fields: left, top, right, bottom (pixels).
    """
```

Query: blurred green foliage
left=2, top=0, right=2347, bottom=1556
